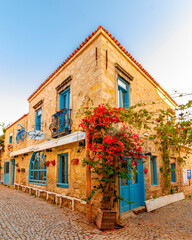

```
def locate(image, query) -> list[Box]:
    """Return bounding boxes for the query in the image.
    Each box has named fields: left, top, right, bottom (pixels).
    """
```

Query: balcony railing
left=49, top=109, right=72, bottom=138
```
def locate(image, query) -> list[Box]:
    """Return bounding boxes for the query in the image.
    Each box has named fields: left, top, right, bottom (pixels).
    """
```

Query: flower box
left=95, top=208, right=117, bottom=230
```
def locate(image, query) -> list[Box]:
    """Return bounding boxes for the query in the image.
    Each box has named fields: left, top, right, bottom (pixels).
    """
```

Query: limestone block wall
left=14, top=141, right=86, bottom=201
left=98, top=32, right=180, bottom=201
left=3, top=115, right=28, bottom=158
left=1, top=115, right=28, bottom=183
left=27, top=35, right=103, bottom=148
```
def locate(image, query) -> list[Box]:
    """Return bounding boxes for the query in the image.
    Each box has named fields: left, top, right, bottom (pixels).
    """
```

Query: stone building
left=1, top=26, right=191, bottom=219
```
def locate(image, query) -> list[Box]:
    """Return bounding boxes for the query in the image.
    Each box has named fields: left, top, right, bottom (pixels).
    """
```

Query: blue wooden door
left=12, top=159, right=15, bottom=185
left=120, top=160, right=145, bottom=215
left=4, top=161, right=10, bottom=185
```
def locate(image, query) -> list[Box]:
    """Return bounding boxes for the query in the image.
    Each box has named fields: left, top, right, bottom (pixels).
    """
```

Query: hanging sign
left=187, top=170, right=191, bottom=179
left=28, top=130, right=45, bottom=140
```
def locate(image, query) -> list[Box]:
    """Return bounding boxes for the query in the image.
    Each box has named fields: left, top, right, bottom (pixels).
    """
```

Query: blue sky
left=0, top=0, right=192, bottom=133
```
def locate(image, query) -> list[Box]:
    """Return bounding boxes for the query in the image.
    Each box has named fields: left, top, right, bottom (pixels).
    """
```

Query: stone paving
left=0, top=185, right=192, bottom=240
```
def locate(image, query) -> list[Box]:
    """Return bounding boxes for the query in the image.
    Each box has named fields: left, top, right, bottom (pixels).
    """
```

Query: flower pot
left=95, top=208, right=117, bottom=230
left=72, top=158, right=79, bottom=165
left=51, top=160, right=55, bottom=166
left=45, top=161, right=50, bottom=167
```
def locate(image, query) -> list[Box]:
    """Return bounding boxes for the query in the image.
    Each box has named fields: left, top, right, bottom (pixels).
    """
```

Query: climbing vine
left=78, top=99, right=192, bottom=200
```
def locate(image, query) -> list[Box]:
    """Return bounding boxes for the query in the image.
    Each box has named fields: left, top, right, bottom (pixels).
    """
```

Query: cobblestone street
left=0, top=185, right=192, bottom=240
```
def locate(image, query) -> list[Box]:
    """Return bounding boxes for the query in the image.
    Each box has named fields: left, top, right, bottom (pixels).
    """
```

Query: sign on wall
left=28, top=130, right=45, bottom=140
left=16, top=124, right=28, bottom=144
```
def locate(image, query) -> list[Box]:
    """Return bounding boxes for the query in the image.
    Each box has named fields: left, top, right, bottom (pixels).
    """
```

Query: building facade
left=1, top=26, right=191, bottom=219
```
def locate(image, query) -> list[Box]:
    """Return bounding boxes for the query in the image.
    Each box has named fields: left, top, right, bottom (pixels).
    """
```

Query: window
left=171, top=163, right=176, bottom=183
left=150, top=156, right=157, bottom=185
left=118, top=76, right=129, bottom=108
left=60, top=87, right=70, bottom=110
left=36, top=108, right=42, bottom=131
left=57, top=153, right=69, bottom=188
left=120, top=158, right=138, bottom=186
left=59, top=87, right=70, bottom=131
left=9, top=134, right=13, bottom=144
left=4, top=161, right=10, bottom=174
left=29, top=151, right=47, bottom=185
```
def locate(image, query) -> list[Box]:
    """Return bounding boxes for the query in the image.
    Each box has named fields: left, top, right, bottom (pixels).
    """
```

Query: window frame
left=59, top=87, right=70, bottom=110
left=57, top=153, right=69, bottom=188
left=150, top=156, right=157, bottom=186
left=118, top=76, right=129, bottom=109
left=9, top=134, right=13, bottom=144
left=36, top=108, right=42, bottom=131
left=171, top=163, right=176, bottom=183
left=28, top=151, right=47, bottom=186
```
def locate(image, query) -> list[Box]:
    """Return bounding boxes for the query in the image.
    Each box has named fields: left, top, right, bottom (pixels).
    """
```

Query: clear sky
left=0, top=0, right=192, bottom=134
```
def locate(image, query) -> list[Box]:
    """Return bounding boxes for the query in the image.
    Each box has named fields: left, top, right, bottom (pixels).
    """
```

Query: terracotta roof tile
left=27, top=26, right=177, bottom=106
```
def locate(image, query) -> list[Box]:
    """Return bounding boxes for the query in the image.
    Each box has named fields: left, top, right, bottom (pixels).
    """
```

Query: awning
left=10, top=131, right=85, bottom=157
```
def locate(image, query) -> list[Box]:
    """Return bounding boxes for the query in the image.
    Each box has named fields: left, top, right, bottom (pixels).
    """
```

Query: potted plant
left=51, top=160, right=55, bottom=166
left=72, top=158, right=79, bottom=165
left=45, top=161, right=50, bottom=167
left=17, top=168, right=20, bottom=173
left=21, top=168, right=25, bottom=173
left=79, top=104, right=143, bottom=229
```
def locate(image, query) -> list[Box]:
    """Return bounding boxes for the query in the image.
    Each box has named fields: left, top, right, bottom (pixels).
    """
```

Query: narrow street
left=0, top=185, right=192, bottom=240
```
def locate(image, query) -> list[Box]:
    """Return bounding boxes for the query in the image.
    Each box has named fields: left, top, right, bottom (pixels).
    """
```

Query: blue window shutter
left=118, top=76, right=129, bottom=108
left=9, top=136, right=12, bottom=144
left=150, top=156, right=157, bottom=185
left=65, top=154, right=68, bottom=184
left=57, top=153, right=69, bottom=188
left=150, top=157, right=153, bottom=185
left=36, top=108, right=42, bottom=131
left=154, top=157, right=157, bottom=185
left=60, top=87, right=70, bottom=110
left=36, top=111, right=39, bottom=130
left=59, top=155, right=62, bottom=183
left=171, top=163, right=176, bottom=182
left=124, top=82, right=129, bottom=108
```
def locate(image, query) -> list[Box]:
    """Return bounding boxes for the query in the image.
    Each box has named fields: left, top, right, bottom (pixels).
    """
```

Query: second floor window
left=118, top=77, right=129, bottom=108
left=36, top=108, right=42, bottom=131
left=9, top=134, right=13, bottom=144
left=60, top=87, right=70, bottom=110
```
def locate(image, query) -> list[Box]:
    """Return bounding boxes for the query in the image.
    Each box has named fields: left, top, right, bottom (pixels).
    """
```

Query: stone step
left=121, top=206, right=146, bottom=220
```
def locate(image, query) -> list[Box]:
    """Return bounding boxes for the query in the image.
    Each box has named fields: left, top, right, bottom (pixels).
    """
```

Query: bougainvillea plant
left=79, top=98, right=192, bottom=205
left=79, top=104, right=143, bottom=210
